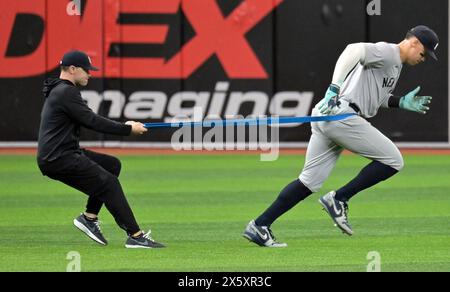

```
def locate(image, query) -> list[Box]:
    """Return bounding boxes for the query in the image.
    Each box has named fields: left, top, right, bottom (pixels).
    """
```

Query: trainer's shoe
left=73, top=214, right=108, bottom=245
left=242, top=220, right=287, bottom=248
left=319, top=191, right=353, bottom=236
left=125, top=230, right=166, bottom=249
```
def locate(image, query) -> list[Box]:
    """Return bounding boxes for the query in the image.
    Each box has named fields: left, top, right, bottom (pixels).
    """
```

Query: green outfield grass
left=0, top=152, right=449, bottom=272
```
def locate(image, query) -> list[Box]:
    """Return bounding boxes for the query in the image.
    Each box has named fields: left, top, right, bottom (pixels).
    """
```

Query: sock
left=131, top=231, right=143, bottom=239
left=255, top=179, right=312, bottom=227
left=83, top=214, right=97, bottom=221
left=335, top=161, right=398, bottom=202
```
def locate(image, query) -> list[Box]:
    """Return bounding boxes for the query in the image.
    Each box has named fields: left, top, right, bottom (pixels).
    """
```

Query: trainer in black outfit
left=37, top=50, right=164, bottom=249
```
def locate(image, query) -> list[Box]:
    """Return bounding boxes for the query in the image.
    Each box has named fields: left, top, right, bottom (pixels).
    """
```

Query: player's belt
left=349, top=103, right=361, bottom=114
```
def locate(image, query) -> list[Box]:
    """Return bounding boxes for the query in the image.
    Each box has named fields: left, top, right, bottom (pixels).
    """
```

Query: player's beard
left=75, top=78, right=89, bottom=87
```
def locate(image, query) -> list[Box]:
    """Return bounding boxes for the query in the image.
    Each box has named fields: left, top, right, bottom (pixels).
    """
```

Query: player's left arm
left=387, top=86, right=432, bottom=114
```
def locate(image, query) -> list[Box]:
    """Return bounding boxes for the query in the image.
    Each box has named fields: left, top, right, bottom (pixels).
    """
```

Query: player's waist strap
left=144, top=114, right=356, bottom=129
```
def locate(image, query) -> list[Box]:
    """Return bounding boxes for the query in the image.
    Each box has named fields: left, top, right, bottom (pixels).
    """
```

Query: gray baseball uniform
left=300, top=42, right=404, bottom=192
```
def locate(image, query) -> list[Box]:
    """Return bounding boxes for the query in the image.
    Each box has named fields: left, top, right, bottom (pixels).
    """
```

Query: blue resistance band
left=143, top=113, right=355, bottom=129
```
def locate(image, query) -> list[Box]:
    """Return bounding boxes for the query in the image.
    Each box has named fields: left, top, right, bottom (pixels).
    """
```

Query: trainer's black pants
left=38, top=149, right=140, bottom=235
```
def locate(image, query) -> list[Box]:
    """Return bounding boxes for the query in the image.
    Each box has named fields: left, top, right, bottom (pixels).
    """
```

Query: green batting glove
left=399, top=86, right=432, bottom=114
left=319, top=84, right=341, bottom=115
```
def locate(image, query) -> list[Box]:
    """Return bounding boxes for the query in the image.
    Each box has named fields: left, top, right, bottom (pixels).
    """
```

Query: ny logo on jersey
left=382, top=77, right=395, bottom=88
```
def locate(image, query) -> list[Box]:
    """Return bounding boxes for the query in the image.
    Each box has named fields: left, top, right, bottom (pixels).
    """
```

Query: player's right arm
left=331, top=43, right=366, bottom=87
left=319, top=43, right=366, bottom=114
left=61, top=87, right=147, bottom=135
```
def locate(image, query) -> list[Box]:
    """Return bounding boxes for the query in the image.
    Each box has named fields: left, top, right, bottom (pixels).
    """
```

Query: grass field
left=0, top=152, right=449, bottom=272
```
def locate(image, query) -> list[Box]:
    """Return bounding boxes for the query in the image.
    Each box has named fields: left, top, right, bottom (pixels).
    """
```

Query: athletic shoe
left=73, top=214, right=108, bottom=245
left=243, top=220, right=287, bottom=247
left=319, top=191, right=353, bottom=236
left=125, top=230, right=166, bottom=249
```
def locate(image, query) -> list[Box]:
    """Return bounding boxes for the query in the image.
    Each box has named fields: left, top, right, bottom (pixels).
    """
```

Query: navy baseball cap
left=60, top=50, right=99, bottom=71
left=408, top=25, right=439, bottom=60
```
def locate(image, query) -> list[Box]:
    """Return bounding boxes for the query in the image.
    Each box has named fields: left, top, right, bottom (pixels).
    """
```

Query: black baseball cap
left=408, top=25, right=439, bottom=60
left=60, top=50, right=99, bottom=71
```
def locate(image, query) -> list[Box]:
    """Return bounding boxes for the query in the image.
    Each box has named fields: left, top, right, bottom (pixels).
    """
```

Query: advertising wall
left=0, top=0, right=448, bottom=146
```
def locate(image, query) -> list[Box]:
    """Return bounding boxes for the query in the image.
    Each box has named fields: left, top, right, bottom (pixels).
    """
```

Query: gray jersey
left=339, top=42, right=403, bottom=118
left=302, top=42, right=405, bottom=192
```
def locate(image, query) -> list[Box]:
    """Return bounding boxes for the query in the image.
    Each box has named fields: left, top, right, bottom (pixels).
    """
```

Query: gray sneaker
left=319, top=191, right=353, bottom=236
left=125, top=230, right=165, bottom=249
left=73, top=214, right=108, bottom=245
left=243, top=220, right=287, bottom=248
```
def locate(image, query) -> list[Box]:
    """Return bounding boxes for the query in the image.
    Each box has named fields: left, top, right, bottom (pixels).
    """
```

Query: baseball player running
left=243, top=25, right=439, bottom=247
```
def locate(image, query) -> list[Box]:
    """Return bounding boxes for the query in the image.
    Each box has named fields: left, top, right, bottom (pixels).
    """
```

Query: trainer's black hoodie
left=37, top=78, right=131, bottom=164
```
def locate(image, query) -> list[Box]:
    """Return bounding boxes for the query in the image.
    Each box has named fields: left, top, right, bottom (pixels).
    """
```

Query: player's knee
left=106, top=173, right=120, bottom=186
left=382, top=148, right=404, bottom=171
left=397, top=157, right=404, bottom=171
left=392, top=155, right=404, bottom=171
left=299, top=174, right=321, bottom=193
left=110, top=157, right=122, bottom=177
left=305, top=182, right=321, bottom=193
left=98, top=172, right=119, bottom=188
